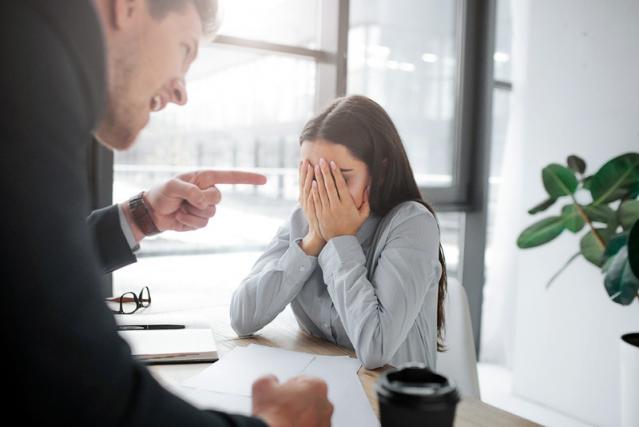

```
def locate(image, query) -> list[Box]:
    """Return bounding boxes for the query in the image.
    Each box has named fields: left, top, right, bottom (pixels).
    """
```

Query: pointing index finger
left=193, top=170, right=267, bottom=188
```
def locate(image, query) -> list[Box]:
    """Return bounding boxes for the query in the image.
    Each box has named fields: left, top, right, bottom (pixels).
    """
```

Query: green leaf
left=590, top=152, right=639, bottom=205
left=583, top=204, right=616, bottom=224
left=582, top=175, right=593, bottom=190
left=528, top=197, right=557, bottom=215
left=604, top=232, right=629, bottom=259
left=603, top=246, right=639, bottom=306
left=602, top=255, right=615, bottom=273
left=629, top=220, right=639, bottom=277
left=542, top=164, right=579, bottom=198
left=580, top=227, right=611, bottom=267
left=567, top=155, right=586, bottom=174
left=619, top=199, right=639, bottom=230
left=517, top=216, right=566, bottom=249
left=561, top=205, right=585, bottom=233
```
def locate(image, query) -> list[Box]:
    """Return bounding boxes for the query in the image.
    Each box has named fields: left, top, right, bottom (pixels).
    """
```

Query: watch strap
left=128, top=192, right=160, bottom=236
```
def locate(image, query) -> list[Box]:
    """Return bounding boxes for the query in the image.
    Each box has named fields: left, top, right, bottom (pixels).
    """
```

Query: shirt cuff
left=318, top=235, right=366, bottom=281
left=278, top=238, right=319, bottom=279
left=117, top=204, right=140, bottom=252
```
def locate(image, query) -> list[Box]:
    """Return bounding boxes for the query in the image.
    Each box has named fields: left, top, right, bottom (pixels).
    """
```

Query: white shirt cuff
left=117, top=204, right=140, bottom=252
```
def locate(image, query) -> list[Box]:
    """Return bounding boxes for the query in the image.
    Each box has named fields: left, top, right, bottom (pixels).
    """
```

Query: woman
left=230, top=95, right=447, bottom=369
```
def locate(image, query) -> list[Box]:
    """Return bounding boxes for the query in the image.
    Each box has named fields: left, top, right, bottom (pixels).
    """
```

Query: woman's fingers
left=319, top=158, right=339, bottom=206
left=304, top=164, right=314, bottom=199
left=311, top=181, right=323, bottom=219
left=329, top=160, right=355, bottom=206
left=307, top=192, right=319, bottom=229
left=314, top=165, right=330, bottom=208
left=298, top=160, right=307, bottom=203
left=301, top=163, right=315, bottom=218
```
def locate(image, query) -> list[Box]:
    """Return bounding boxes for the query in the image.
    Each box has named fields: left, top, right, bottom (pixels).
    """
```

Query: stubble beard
left=94, top=43, right=147, bottom=151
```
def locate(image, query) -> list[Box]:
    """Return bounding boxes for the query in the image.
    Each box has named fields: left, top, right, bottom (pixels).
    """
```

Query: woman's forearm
left=230, top=238, right=318, bottom=336
left=319, top=235, right=433, bottom=369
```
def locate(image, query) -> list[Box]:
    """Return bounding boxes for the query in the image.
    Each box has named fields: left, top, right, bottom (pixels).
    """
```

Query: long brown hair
left=299, top=95, right=448, bottom=351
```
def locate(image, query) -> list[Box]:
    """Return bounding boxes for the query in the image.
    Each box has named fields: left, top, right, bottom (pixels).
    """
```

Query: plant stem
left=546, top=252, right=581, bottom=289
left=571, top=197, right=606, bottom=249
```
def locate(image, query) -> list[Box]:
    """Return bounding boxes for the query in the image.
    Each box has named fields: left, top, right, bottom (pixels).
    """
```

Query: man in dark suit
left=1, top=0, right=333, bottom=426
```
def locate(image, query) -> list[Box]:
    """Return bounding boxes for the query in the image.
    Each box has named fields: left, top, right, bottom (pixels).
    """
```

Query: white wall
left=507, top=0, right=639, bottom=425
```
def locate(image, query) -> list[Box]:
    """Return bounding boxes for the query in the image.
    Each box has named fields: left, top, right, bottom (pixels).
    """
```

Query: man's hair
left=146, top=0, right=221, bottom=37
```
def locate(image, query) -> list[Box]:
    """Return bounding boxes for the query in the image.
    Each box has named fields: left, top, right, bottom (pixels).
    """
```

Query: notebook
left=118, top=328, right=218, bottom=365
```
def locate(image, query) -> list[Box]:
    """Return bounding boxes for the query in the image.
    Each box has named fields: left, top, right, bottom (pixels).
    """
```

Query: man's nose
left=168, top=79, right=188, bottom=106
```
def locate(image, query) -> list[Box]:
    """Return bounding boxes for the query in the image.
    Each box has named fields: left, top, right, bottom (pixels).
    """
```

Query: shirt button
left=299, top=265, right=306, bottom=272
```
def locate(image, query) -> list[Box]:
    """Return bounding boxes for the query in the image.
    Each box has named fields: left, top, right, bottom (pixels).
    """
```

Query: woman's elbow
left=355, top=342, right=390, bottom=369
left=359, top=352, right=388, bottom=370
left=229, top=294, right=257, bottom=337
left=230, top=312, right=257, bottom=337
left=231, top=324, right=255, bottom=338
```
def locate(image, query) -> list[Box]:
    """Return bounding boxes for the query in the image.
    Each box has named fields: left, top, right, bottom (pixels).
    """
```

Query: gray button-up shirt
left=230, top=201, right=442, bottom=370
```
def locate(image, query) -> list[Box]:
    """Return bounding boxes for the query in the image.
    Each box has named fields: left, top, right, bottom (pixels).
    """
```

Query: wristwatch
left=128, top=192, right=160, bottom=236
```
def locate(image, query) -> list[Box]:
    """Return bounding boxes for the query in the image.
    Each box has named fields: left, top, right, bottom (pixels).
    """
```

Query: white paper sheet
left=119, top=329, right=217, bottom=357
left=182, top=344, right=379, bottom=427
left=183, top=345, right=316, bottom=396
left=173, top=386, right=252, bottom=415
left=304, top=355, right=379, bottom=427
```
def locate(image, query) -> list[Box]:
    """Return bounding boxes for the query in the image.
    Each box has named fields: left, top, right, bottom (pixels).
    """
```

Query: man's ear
left=111, top=0, right=144, bottom=31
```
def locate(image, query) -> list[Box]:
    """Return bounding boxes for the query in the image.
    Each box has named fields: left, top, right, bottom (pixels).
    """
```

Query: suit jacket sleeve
left=0, top=1, right=266, bottom=426
left=87, top=204, right=138, bottom=274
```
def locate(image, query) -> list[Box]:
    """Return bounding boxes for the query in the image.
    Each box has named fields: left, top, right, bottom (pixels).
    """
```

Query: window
left=217, top=0, right=322, bottom=49
left=113, top=1, right=342, bottom=294
left=114, top=45, right=316, bottom=255
left=479, top=0, right=513, bottom=360
left=487, top=0, right=512, bottom=253
left=111, top=1, right=496, bottom=342
left=348, top=0, right=460, bottom=187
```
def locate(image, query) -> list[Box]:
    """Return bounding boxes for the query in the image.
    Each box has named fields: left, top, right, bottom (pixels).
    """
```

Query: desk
left=148, top=308, right=538, bottom=427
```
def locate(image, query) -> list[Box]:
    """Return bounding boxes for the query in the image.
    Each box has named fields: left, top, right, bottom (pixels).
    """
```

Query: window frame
left=94, top=0, right=498, bottom=351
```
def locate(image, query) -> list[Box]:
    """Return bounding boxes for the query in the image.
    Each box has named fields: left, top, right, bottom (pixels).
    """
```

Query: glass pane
left=438, top=212, right=463, bottom=278
left=486, top=88, right=511, bottom=261
left=494, top=0, right=512, bottom=82
left=218, top=0, right=323, bottom=49
left=480, top=87, right=512, bottom=360
left=348, top=0, right=461, bottom=187
left=114, top=45, right=316, bottom=256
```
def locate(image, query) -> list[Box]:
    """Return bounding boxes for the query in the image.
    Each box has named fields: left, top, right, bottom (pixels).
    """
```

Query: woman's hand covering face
left=310, top=158, right=370, bottom=241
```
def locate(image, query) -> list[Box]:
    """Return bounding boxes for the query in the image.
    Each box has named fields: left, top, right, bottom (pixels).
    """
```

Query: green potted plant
left=516, top=152, right=639, bottom=426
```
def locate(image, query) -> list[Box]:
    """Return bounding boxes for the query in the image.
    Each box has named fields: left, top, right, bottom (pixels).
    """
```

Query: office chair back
left=436, top=277, right=481, bottom=398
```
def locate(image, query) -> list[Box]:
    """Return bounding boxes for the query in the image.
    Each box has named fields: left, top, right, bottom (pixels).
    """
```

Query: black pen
left=117, top=324, right=186, bottom=331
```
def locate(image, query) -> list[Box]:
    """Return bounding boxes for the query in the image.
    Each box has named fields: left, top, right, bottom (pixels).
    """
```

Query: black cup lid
left=622, top=333, right=639, bottom=348
left=376, top=364, right=460, bottom=408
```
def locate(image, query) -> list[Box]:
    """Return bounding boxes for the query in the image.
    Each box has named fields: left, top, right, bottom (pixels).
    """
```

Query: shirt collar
left=356, top=215, right=380, bottom=246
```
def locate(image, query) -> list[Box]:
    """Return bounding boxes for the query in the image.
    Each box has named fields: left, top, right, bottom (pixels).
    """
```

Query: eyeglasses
left=106, top=286, right=151, bottom=315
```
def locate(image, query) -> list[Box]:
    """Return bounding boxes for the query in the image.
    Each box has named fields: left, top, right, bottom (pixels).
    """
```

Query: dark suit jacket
left=0, top=1, right=265, bottom=425
left=88, top=205, right=138, bottom=274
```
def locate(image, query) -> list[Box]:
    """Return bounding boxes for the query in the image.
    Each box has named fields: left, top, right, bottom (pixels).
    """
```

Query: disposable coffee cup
left=376, top=364, right=460, bottom=427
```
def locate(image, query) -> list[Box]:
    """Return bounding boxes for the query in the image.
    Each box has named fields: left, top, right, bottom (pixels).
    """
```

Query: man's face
left=95, top=0, right=203, bottom=149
